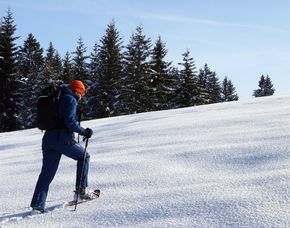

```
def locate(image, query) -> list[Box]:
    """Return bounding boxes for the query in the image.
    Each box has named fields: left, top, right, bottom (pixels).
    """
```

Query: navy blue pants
left=31, top=130, right=90, bottom=210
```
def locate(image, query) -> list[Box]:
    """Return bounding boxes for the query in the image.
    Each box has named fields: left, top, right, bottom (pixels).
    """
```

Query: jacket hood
left=60, top=84, right=78, bottom=101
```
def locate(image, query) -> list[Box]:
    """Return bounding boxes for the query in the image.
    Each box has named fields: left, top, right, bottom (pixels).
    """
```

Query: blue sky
left=1, top=0, right=290, bottom=100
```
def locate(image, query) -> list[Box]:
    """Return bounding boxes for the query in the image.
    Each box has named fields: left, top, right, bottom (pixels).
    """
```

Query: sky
left=0, top=0, right=290, bottom=100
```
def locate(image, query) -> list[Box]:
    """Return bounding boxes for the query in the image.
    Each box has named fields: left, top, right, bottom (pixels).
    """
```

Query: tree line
left=0, top=9, right=274, bottom=132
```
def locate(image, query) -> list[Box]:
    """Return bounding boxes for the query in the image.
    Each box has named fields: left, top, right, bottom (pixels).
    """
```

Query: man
left=31, top=80, right=96, bottom=213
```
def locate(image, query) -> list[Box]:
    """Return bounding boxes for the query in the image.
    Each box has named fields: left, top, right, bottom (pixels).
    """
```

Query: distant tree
left=94, top=20, right=123, bottom=118
left=72, top=37, right=89, bottom=82
left=177, top=49, right=201, bottom=107
left=197, top=64, right=211, bottom=104
left=206, top=67, right=221, bottom=104
left=62, top=51, right=73, bottom=84
left=18, top=33, right=44, bottom=128
left=71, top=37, right=92, bottom=120
left=87, top=42, right=101, bottom=119
left=149, top=36, right=174, bottom=111
left=89, top=42, right=100, bottom=84
left=121, top=26, right=152, bottom=114
left=253, top=74, right=275, bottom=97
left=221, top=77, right=239, bottom=102
left=43, top=42, right=62, bottom=88
left=0, top=9, right=22, bottom=132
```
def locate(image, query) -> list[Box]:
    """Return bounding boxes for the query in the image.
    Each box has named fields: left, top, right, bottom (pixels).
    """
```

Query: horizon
left=1, top=0, right=289, bottom=100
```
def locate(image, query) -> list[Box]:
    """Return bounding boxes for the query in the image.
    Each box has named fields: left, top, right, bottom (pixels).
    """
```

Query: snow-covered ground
left=1, top=95, right=290, bottom=227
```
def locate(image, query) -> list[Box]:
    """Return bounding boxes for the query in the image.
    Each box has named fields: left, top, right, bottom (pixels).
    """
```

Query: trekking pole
left=74, top=137, right=89, bottom=211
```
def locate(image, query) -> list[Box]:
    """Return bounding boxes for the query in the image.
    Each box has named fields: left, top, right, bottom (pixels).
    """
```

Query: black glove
left=83, top=128, right=93, bottom=141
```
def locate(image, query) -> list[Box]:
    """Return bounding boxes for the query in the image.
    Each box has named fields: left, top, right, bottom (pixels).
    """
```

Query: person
left=31, top=80, right=95, bottom=213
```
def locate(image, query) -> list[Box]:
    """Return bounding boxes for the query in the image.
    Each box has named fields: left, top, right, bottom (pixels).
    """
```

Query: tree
left=72, top=37, right=89, bottom=82
left=121, top=26, right=152, bottom=114
left=206, top=68, right=221, bottom=104
left=54, top=52, right=63, bottom=81
left=221, top=77, right=239, bottom=102
left=62, top=51, right=73, bottom=84
left=149, top=36, right=174, bottom=111
left=93, top=20, right=123, bottom=118
left=177, top=49, right=201, bottom=107
left=43, top=42, right=62, bottom=88
left=264, top=75, right=275, bottom=96
left=72, top=37, right=91, bottom=121
left=86, top=42, right=101, bottom=119
left=253, top=74, right=275, bottom=97
left=18, top=33, right=44, bottom=128
left=0, top=9, right=22, bottom=132
left=197, top=64, right=211, bottom=104
left=89, top=42, right=100, bottom=83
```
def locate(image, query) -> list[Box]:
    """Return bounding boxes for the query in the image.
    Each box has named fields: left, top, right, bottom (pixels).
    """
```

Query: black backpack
left=37, top=85, right=64, bottom=130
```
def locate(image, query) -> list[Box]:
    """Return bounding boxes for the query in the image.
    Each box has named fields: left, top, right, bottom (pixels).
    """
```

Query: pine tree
left=253, top=74, right=275, bottom=97
left=87, top=42, right=101, bottom=119
left=89, top=42, right=100, bottom=83
left=54, top=52, right=63, bottom=81
left=43, top=42, right=62, bottom=88
left=149, top=36, right=174, bottom=111
left=72, top=37, right=91, bottom=120
left=72, top=37, right=89, bottom=82
left=221, top=77, right=239, bottom=102
left=198, top=64, right=221, bottom=104
left=167, top=66, right=181, bottom=109
left=264, top=75, right=275, bottom=96
left=62, top=51, right=73, bottom=84
left=207, top=69, right=221, bottom=104
left=177, top=49, right=200, bottom=107
left=18, top=33, right=44, bottom=128
left=121, top=26, right=152, bottom=114
left=0, top=9, right=22, bottom=132
left=197, top=64, right=211, bottom=104
left=94, top=20, right=123, bottom=118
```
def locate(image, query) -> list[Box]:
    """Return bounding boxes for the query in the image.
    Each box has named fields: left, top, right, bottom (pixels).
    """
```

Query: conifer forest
left=0, top=9, right=275, bottom=132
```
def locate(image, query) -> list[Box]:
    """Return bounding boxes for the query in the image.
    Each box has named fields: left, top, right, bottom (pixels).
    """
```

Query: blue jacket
left=58, top=84, right=85, bottom=136
left=43, top=85, right=85, bottom=141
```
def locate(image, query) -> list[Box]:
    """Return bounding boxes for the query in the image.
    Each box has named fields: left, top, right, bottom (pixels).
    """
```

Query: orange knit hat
left=69, top=80, right=86, bottom=96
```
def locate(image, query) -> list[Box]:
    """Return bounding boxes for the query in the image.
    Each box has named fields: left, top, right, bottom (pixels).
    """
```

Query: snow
left=1, top=95, right=290, bottom=227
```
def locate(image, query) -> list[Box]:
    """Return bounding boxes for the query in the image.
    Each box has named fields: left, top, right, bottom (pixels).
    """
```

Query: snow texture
left=0, top=95, right=290, bottom=227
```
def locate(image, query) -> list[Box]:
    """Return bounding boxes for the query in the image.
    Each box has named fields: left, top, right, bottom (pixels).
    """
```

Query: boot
left=75, top=188, right=97, bottom=201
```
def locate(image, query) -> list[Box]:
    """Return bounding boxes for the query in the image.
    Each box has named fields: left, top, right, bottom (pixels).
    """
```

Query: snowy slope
left=0, top=95, right=290, bottom=228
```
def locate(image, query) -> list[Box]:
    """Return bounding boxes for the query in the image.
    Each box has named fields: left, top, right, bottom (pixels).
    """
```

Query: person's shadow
left=0, top=204, right=63, bottom=226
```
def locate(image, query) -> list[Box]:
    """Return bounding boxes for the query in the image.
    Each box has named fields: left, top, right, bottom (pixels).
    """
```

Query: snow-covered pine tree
left=264, top=75, right=275, bottom=96
left=18, top=33, right=44, bottom=128
left=167, top=66, right=180, bottom=109
left=43, top=42, right=63, bottom=88
left=121, top=26, right=152, bottom=114
left=72, top=37, right=91, bottom=119
left=149, top=36, right=174, bottom=111
left=253, top=74, right=275, bottom=97
left=62, top=51, right=73, bottom=84
left=89, top=42, right=100, bottom=84
left=177, top=50, right=201, bottom=107
left=221, top=76, right=239, bottom=102
left=72, top=37, right=89, bottom=82
left=87, top=42, right=101, bottom=119
left=54, top=52, right=63, bottom=81
left=95, top=20, right=123, bottom=118
left=0, top=9, right=22, bottom=132
left=197, top=64, right=211, bottom=104
left=204, top=64, right=221, bottom=104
